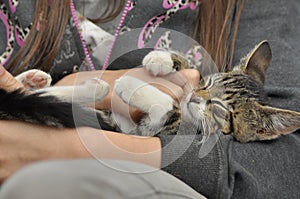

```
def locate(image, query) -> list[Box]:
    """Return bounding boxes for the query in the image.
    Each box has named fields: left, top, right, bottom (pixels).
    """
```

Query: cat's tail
left=0, top=89, right=117, bottom=130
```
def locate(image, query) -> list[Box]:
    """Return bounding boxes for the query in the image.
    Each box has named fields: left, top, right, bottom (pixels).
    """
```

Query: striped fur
left=138, top=41, right=300, bottom=142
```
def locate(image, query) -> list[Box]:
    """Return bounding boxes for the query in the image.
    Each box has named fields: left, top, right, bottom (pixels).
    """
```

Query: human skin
left=56, top=68, right=200, bottom=121
left=0, top=65, right=200, bottom=182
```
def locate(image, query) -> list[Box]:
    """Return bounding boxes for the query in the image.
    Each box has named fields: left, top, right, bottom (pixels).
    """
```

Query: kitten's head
left=186, top=41, right=300, bottom=142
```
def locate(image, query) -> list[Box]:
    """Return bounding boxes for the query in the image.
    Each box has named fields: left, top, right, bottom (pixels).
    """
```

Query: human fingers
left=109, top=68, right=184, bottom=123
left=164, top=69, right=200, bottom=94
left=123, top=68, right=184, bottom=100
left=0, top=65, right=23, bottom=91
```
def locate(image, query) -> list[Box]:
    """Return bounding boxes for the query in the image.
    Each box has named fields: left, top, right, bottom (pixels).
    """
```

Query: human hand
left=0, top=65, right=23, bottom=91
left=55, top=68, right=200, bottom=121
left=109, top=68, right=200, bottom=122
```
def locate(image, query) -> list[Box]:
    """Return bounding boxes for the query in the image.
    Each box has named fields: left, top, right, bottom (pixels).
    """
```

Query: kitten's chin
left=187, top=102, right=205, bottom=119
left=181, top=93, right=205, bottom=123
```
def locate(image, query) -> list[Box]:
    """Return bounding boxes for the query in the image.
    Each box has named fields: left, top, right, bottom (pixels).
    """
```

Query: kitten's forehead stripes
left=200, top=74, right=223, bottom=89
left=207, top=99, right=229, bottom=112
left=222, top=74, right=264, bottom=98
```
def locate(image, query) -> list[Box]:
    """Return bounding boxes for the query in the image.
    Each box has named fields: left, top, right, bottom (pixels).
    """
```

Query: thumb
left=178, top=69, right=200, bottom=93
left=0, top=65, right=23, bottom=91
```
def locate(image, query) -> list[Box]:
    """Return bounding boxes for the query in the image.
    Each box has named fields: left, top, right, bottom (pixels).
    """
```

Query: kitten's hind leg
left=37, top=78, right=110, bottom=103
left=114, top=76, right=176, bottom=135
left=15, top=69, right=52, bottom=89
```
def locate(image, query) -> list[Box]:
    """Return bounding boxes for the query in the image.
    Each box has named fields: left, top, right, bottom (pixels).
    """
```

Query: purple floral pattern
left=137, top=0, right=201, bottom=48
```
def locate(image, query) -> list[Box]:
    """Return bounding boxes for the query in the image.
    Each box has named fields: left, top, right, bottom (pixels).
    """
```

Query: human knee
left=0, top=161, right=71, bottom=199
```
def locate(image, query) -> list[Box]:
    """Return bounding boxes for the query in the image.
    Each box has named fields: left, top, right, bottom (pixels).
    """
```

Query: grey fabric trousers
left=0, top=159, right=206, bottom=199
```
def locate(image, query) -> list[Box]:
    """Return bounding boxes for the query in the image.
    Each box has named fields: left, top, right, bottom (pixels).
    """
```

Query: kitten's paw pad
left=81, top=78, right=110, bottom=101
left=15, top=69, right=52, bottom=89
left=143, top=51, right=175, bottom=76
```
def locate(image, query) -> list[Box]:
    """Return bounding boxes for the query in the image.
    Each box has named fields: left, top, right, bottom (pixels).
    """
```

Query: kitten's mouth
left=185, top=93, right=205, bottom=119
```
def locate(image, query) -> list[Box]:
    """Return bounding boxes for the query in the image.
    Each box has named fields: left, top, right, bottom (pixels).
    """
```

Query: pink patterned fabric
left=103, top=0, right=203, bottom=69
left=0, top=2, right=28, bottom=65
left=138, top=0, right=201, bottom=48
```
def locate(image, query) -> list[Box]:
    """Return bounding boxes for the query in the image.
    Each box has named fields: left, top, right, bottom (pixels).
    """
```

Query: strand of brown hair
left=194, top=0, right=245, bottom=72
left=88, top=0, right=126, bottom=24
left=9, top=0, right=242, bottom=74
left=8, top=0, right=125, bottom=75
left=8, top=0, right=70, bottom=75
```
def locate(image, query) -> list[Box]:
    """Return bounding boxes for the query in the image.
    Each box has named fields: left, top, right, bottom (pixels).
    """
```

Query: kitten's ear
left=257, top=105, right=300, bottom=140
left=239, top=40, right=272, bottom=85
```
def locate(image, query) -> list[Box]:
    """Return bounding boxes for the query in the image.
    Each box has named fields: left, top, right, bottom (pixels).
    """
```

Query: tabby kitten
left=1, top=41, right=299, bottom=144
left=114, top=41, right=300, bottom=142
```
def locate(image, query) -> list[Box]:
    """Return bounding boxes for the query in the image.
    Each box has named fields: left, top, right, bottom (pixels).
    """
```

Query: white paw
left=80, top=78, right=110, bottom=102
left=15, top=69, right=52, bottom=89
left=142, top=50, right=175, bottom=76
left=114, top=76, right=173, bottom=113
left=38, top=78, right=110, bottom=103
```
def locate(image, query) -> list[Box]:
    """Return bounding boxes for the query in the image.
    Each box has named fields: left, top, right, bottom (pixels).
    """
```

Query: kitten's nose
left=194, top=88, right=210, bottom=100
left=189, top=92, right=202, bottom=103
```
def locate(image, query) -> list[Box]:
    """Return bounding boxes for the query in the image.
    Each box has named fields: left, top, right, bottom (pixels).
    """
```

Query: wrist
left=49, top=128, right=92, bottom=159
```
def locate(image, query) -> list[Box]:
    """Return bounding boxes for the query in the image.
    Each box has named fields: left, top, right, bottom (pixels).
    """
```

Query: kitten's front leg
left=143, top=50, right=190, bottom=76
left=114, top=76, right=179, bottom=136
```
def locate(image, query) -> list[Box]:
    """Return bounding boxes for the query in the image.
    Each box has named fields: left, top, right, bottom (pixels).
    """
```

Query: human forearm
left=0, top=120, right=161, bottom=182
left=54, top=69, right=144, bottom=121
left=72, top=127, right=162, bottom=168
